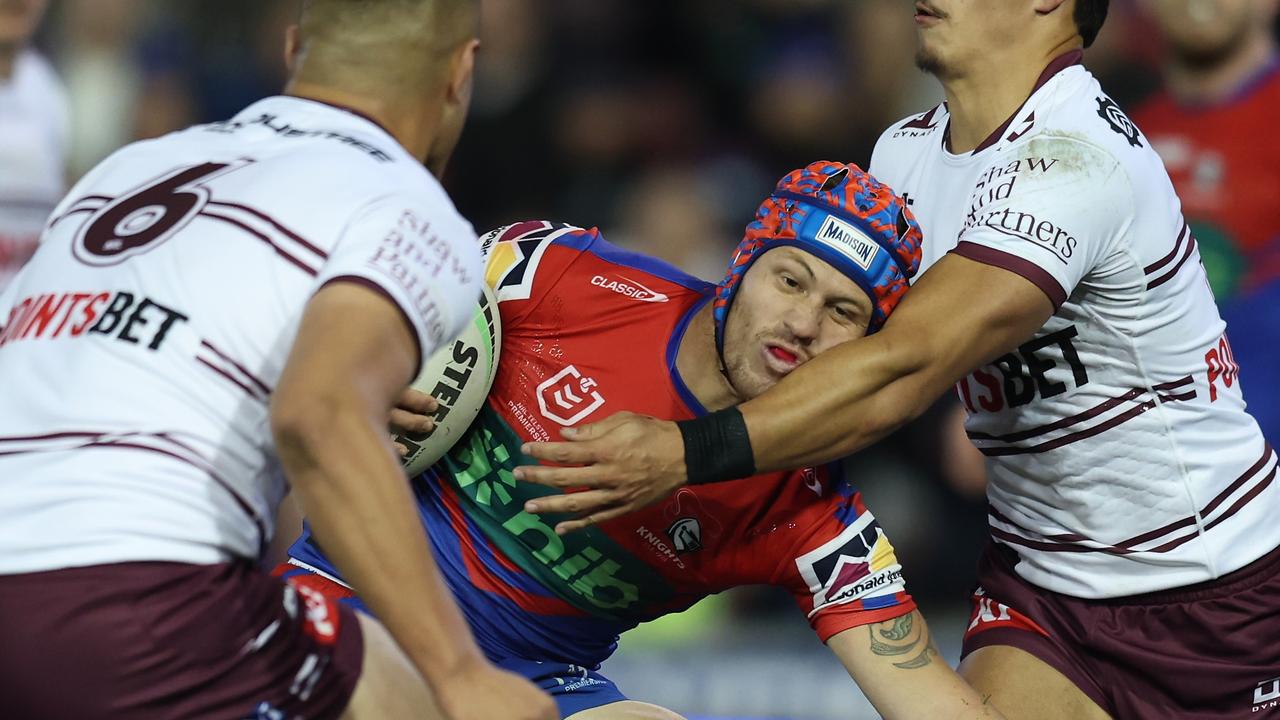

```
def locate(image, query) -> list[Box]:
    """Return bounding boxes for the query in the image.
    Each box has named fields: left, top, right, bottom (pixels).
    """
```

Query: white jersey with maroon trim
left=870, top=53, right=1277, bottom=598
left=0, top=96, right=481, bottom=573
left=0, top=50, right=67, bottom=293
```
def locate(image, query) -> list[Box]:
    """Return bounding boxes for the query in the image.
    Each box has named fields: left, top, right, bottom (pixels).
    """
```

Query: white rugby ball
left=396, top=283, right=501, bottom=476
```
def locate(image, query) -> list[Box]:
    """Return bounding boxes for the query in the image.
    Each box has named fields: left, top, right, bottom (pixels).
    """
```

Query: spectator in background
left=1132, top=0, right=1280, bottom=443
left=0, top=0, right=64, bottom=294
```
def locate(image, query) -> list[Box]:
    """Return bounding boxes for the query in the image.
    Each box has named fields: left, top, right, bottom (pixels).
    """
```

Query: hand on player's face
left=722, top=247, right=872, bottom=400
left=388, top=387, right=438, bottom=456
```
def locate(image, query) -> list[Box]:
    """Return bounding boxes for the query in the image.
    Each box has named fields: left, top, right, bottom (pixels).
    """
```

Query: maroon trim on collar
left=968, top=49, right=1086, bottom=154
left=285, top=95, right=394, bottom=137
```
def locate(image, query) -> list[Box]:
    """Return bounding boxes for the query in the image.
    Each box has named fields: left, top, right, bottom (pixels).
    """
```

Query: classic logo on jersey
left=483, top=220, right=577, bottom=302
left=796, top=511, right=903, bottom=613
left=1095, top=97, right=1142, bottom=148
left=536, top=365, right=605, bottom=426
left=815, top=215, right=879, bottom=271
left=666, top=517, right=703, bottom=554
left=590, top=275, right=669, bottom=303
left=1254, top=677, right=1280, bottom=712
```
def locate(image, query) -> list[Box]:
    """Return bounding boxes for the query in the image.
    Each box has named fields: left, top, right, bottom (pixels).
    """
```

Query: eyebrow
left=782, top=251, right=817, bottom=282
left=785, top=251, right=871, bottom=312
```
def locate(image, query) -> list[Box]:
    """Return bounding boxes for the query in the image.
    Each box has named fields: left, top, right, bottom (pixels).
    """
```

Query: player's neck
left=941, top=39, right=1079, bottom=154
left=1164, top=33, right=1277, bottom=106
left=676, top=302, right=742, bottom=412
left=284, top=80, right=440, bottom=167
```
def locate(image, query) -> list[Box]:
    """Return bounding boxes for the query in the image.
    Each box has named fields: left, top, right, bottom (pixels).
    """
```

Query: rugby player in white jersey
left=516, top=1, right=1280, bottom=718
left=0, top=0, right=66, bottom=294
left=0, top=1, right=556, bottom=719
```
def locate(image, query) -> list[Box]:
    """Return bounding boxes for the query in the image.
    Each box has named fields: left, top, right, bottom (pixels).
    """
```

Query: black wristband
left=676, top=407, right=756, bottom=485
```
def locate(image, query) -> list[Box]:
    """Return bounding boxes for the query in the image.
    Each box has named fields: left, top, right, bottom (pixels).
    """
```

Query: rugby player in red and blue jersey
left=280, top=162, right=1003, bottom=720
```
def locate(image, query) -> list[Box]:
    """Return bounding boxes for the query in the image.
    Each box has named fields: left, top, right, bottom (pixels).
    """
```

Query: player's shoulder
left=482, top=221, right=714, bottom=305
left=1018, top=66, right=1152, bottom=171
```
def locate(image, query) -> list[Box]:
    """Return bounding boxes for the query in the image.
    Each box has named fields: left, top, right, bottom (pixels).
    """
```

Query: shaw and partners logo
left=1255, top=677, right=1280, bottom=713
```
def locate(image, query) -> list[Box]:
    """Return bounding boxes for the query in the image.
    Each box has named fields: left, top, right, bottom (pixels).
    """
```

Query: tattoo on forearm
left=868, top=612, right=939, bottom=669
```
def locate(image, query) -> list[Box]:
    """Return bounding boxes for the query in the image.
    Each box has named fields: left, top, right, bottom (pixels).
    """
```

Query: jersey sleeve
left=770, top=470, right=916, bottom=643
left=315, top=192, right=483, bottom=364
left=478, top=221, right=594, bottom=327
left=950, top=135, right=1131, bottom=310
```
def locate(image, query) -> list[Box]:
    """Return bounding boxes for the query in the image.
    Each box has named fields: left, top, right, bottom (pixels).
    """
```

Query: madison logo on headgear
left=796, top=511, right=905, bottom=613
left=816, top=215, right=878, bottom=271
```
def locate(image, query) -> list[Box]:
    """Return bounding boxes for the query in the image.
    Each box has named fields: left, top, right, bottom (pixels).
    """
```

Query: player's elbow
left=269, top=387, right=363, bottom=474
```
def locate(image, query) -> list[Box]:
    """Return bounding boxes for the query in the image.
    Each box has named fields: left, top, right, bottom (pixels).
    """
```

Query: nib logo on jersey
left=537, top=365, right=605, bottom=426
left=796, top=512, right=905, bottom=613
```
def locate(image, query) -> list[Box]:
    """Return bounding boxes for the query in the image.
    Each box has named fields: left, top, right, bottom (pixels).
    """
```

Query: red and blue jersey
left=288, top=222, right=914, bottom=667
left=1132, top=59, right=1280, bottom=297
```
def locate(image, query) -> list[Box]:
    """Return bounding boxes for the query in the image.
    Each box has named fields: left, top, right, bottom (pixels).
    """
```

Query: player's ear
left=283, top=24, right=302, bottom=76
left=445, top=38, right=480, bottom=108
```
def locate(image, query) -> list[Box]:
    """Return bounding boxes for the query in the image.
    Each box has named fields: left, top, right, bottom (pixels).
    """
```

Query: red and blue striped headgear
left=713, top=161, right=924, bottom=356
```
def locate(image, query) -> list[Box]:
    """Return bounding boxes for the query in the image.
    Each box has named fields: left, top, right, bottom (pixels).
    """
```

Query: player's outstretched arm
left=518, top=255, right=1052, bottom=534
left=737, top=252, right=1053, bottom=471
left=827, top=611, right=1006, bottom=720
left=271, top=282, right=555, bottom=720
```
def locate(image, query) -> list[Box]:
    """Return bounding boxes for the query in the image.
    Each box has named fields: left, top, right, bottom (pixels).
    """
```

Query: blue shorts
left=495, top=656, right=629, bottom=718
left=273, top=563, right=628, bottom=718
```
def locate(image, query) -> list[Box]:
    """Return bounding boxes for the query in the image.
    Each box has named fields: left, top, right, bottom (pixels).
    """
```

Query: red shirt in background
left=1131, top=59, right=1280, bottom=298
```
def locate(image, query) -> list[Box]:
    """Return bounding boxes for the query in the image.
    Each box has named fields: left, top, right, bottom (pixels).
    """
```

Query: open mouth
left=766, top=344, right=801, bottom=368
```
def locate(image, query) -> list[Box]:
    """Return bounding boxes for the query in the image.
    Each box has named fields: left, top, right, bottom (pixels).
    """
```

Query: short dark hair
left=1075, top=0, right=1109, bottom=47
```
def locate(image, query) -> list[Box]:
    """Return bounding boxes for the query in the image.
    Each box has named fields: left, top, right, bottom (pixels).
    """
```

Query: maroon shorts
left=0, top=560, right=364, bottom=720
left=961, top=541, right=1280, bottom=719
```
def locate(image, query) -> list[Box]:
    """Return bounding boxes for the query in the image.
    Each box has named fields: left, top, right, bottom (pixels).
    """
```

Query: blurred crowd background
left=13, top=1, right=1280, bottom=717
